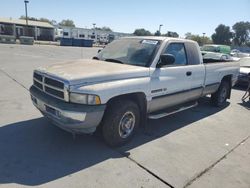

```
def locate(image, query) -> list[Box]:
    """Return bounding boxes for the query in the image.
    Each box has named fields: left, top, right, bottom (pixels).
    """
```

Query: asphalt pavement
left=0, top=43, right=249, bottom=188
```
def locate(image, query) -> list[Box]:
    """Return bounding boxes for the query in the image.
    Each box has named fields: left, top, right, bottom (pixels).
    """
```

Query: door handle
left=186, top=71, right=192, bottom=76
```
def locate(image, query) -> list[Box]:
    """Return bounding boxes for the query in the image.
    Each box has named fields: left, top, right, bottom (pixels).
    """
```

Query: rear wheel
left=102, top=99, right=140, bottom=147
left=211, top=81, right=230, bottom=107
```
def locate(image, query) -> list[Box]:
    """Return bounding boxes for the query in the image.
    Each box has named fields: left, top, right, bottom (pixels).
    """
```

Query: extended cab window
left=164, top=43, right=187, bottom=65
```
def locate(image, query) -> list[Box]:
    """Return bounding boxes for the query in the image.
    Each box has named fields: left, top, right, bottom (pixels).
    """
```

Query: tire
left=102, top=99, right=140, bottom=147
left=211, top=81, right=230, bottom=107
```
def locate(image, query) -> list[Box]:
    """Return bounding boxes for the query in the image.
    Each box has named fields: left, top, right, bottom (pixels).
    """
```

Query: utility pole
left=158, top=24, right=163, bottom=36
left=93, top=23, right=96, bottom=42
left=24, top=0, right=29, bottom=36
left=202, top=32, right=206, bottom=46
left=24, top=0, right=29, bottom=25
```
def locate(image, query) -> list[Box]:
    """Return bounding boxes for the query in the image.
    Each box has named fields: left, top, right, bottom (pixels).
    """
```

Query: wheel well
left=106, top=93, right=147, bottom=126
left=221, top=75, right=232, bottom=99
left=222, top=75, right=232, bottom=85
left=107, top=93, right=147, bottom=111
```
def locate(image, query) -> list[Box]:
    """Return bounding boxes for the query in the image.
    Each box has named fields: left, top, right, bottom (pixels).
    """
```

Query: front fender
left=70, top=77, right=151, bottom=104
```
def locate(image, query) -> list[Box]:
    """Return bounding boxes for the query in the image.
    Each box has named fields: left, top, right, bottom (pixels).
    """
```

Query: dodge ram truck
left=30, top=37, right=239, bottom=146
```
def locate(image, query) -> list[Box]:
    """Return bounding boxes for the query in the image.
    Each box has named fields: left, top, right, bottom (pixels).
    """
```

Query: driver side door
left=149, top=42, right=193, bottom=112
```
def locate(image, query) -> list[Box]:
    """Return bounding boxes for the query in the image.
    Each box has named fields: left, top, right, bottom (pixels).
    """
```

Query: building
left=0, top=17, right=54, bottom=41
left=55, top=26, right=132, bottom=43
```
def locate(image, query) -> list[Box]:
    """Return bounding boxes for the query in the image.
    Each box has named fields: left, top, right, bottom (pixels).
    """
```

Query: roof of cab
left=122, top=36, right=197, bottom=43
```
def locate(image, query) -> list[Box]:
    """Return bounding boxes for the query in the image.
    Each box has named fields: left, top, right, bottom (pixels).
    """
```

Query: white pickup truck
left=30, top=37, right=239, bottom=146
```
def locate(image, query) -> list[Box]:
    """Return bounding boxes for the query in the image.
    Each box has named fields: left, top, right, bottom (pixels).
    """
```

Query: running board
left=148, top=102, right=198, bottom=120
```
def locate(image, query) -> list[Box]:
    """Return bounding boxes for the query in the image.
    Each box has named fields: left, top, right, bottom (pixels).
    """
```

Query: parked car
left=201, top=44, right=231, bottom=54
left=202, top=51, right=232, bottom=61
left=237, top=57, right=250, bottom=85
left=231, top=49, right=250, bottom=58
left=201, top=44, right=233, bottom=61
left=30, top=37, right=239, bottom=146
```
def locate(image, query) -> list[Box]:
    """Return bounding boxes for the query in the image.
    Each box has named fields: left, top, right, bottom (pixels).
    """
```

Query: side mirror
left=98, top=49, right=101, bottom=53
left=157, top=54, right=175, bottom=68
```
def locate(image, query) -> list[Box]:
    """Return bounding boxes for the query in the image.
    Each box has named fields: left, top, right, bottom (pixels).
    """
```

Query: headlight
left=69, top=93, right=101, bottom=105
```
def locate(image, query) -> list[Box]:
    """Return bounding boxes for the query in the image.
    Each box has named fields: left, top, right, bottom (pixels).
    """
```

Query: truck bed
left=203, top=60, right=239, bottom=95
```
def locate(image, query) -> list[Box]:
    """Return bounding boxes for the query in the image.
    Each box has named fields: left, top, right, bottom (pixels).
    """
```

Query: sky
left=1, top=0, right=250, bottom=37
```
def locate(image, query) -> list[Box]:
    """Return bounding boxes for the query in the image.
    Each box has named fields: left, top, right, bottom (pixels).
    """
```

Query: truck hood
left=37, top=59, right=149, bottom=85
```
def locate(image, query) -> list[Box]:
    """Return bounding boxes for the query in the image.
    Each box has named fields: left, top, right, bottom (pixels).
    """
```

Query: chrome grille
left=33, top=80, right=43, bottom=90
left=44, top=86, right=64, bottom=98
left=34, top=72, right=42, bottom=82
left=33, top=72, right=68, bottom=101
left=44, top=77, right=64, bottom=89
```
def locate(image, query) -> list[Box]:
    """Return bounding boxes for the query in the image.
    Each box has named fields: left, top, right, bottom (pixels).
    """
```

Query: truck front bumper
left=30, top=86, right=106, bottom=134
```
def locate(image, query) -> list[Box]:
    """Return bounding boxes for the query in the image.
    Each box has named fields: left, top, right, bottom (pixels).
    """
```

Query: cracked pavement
left=0, top=43, right=250, bottom=188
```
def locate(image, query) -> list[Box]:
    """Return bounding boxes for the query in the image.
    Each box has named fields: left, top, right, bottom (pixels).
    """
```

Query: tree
left=185, top=32, right=212, bottom=46
left=211, top=24, right=233, bottom=45
left=232, top=21, right=250, bottom=46
left=20, top=15, right=38, bottom=21
left=50, top=20, right=58, bottom=25
left=19, top=16, right=55, bottom=25
left=59, top=19, right=75, bottom=27
left=39, top=18, right=55, bottom=24
left=40, top=18, right=58, bottom=25
left=39, top=18, right=50, bottom=23
left=94, top=26, right=113, bottom=32
left=154, top=30, right=161, bottom=36
left=185, top=32, right=192, bottom=39
left=133, top=28, right=152, bottom=36
left=101, top=26, right=112, bottom=32
left=164, top=31, right=179, bottom=38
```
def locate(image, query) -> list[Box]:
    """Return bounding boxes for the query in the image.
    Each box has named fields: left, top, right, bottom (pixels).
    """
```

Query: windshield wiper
left=105, top=58, right=124, bottom=64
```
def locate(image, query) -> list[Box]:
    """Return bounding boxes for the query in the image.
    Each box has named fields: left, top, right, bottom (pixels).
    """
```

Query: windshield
left=96, top=38, right=160, bottom=67
left=239, top=58, right=250, bottom=67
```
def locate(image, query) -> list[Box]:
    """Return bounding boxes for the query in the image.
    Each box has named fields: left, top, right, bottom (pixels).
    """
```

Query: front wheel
left=211, top=81, right=230, bottom=107
left=102, top=100, right=140, bottom=147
